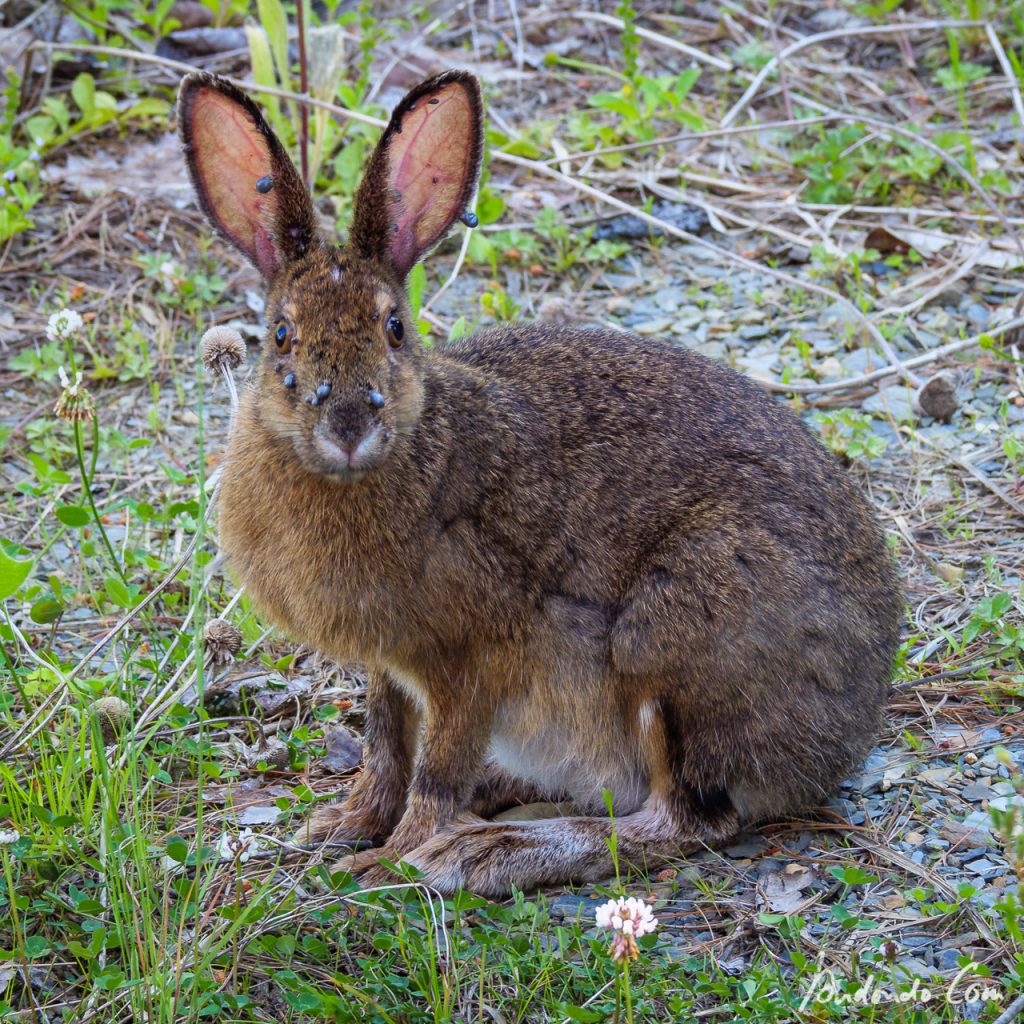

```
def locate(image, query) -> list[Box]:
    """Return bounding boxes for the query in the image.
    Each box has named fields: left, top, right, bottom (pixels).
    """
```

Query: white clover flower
left=217, top=828, right=255, bottom=864
left=159, top=260, right=180, bottom=286
left=46, top=308, right=84, bottom=342
left=595, top=896, right=658, bottom=962
left=0, top=828, right=21, bottom=845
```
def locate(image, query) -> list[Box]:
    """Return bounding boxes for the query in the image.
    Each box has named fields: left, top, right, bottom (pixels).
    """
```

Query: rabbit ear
left=350, top=71, right=483, bottom=278
left=178, top=73, right=318, bottom=279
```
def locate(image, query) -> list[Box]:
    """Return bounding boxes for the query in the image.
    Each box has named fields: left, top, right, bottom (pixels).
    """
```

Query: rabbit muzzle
left=310, top=400, right=389, bottom=480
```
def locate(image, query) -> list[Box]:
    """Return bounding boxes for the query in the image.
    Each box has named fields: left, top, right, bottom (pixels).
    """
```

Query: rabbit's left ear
left=350, top=71, right=483, bottom=278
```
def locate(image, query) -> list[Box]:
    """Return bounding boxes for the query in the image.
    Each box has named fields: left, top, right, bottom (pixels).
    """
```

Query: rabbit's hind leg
left=381, top=791, right=735, bottom=896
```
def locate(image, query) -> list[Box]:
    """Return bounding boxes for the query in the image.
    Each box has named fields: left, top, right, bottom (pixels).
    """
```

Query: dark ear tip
left=397, top=69, right=483, bottom=117
left=178, top=71, right=253, bottom=111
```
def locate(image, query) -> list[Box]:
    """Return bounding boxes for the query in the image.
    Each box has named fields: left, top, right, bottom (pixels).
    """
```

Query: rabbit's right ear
left=349, top=71, right=483, bottom=278
left=178, top=73, right=318, bottom=279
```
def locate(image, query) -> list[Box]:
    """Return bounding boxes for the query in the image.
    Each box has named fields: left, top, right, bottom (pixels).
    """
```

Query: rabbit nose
left=323, top=401, right=376, bottom=454
left=314, top=420, right=383, bottom=471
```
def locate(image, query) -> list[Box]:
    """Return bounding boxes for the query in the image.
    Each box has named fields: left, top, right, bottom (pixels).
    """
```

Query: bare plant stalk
left=297, top=0, right=310, bottom=188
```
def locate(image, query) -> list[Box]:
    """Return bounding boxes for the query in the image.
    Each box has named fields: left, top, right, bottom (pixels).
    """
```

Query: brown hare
left=179, top=70, right=901, bottom=896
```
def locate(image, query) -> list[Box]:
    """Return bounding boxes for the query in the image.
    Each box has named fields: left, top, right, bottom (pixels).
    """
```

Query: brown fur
left=179, top=71, right=902, bottom=896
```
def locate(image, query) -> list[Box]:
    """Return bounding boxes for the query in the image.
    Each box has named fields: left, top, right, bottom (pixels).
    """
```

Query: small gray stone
left=863, top=385, right=916, bottom=423
left=839, top=348, right=878, bottom=375
left=937, top=948, right=962, bottom=971
left=966, top=857, right=1001, bottom=878
left=895, top=956, right=937, bottom=977
left=963, top=301, right=990, bottom=326
left=548, top=895, right=607, bottom=922
left=652, top=286, right=684, bottom=313
left=959, top=811, right=994, bottom=835
left=959, top=847, right=990, bottom=863
left=988, top=794, right=1024, bottom=813
left=961, top=783, right=993, bottom=802
left=724, top=835, right=769, bottom=859
left=631, top=317, right=674, bottom=336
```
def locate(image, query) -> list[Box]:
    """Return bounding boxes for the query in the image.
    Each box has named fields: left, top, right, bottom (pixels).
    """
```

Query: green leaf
left=829, top=865, right=878, bottom=886
left=94, top=966, right=125, bottom=990
left=71, top=73, right=95, bottom=119
left=672, top=67, right=701, bottom=101
left=245, top=26, right=281, bottom=125
left=256, top=0, right=290, bottom=90
left=25, top=114, right=57, bottom=147
left=56, top=504, right=91, bottom=527
left=125, top=98, right=170, bottom=119
left=0, top=548, right=32, bottom=600
left=407, top=263, right=426, bottom=320
left=476, top=191, right=504, bottom=225
left=29, top=598, right=63, bottom=624
left=558, top=1005, right=603, bottom=1022
left=104, top=575, right=132, bottom=609
left=588, top=92, right=637, bottom=119
left=165, top=836, right=189, bottom=863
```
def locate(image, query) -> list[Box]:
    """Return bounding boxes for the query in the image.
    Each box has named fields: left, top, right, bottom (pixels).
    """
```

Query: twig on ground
left=721, top=19, right=985, bottom=127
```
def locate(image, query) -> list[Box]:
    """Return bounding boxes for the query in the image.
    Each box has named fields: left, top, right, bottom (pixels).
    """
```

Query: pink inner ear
left=387, top=82, right=476, bottom=273
left=189, top=88, right=280, bottom=277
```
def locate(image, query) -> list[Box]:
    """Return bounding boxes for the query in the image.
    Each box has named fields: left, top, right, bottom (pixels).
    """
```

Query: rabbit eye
left=274, top=322, right=294, bottom=354
left=386, top=313, right=404, bottom=348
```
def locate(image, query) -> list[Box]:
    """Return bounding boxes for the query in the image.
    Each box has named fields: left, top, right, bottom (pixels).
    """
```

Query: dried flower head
left=55, top=366, right=95, bottom=423
left=201, top=326, right=246, bottom=377
left=204, top=618, right=243, bottom=665
left=47, top=308, right=84, bottom=342
left=90, top=695, right=131, bottom=743
left=595, top=896, right=658, bottom=962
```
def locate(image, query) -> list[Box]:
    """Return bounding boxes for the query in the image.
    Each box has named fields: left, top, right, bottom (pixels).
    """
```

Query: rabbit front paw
left=331, top=846, right=397, bottom=882
left=301, top=803, right=390, bottom=846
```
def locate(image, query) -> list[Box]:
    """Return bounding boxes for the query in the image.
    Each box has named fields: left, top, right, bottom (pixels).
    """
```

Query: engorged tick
left=315, top=383, right=332, bottom=401
left=283, top=373, right=296, bottom=388
left=255, top=176, right=273, bottom=193
left=461, top=210, right=479, bottom=228
left=368, top=389, right=386, bottom=409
